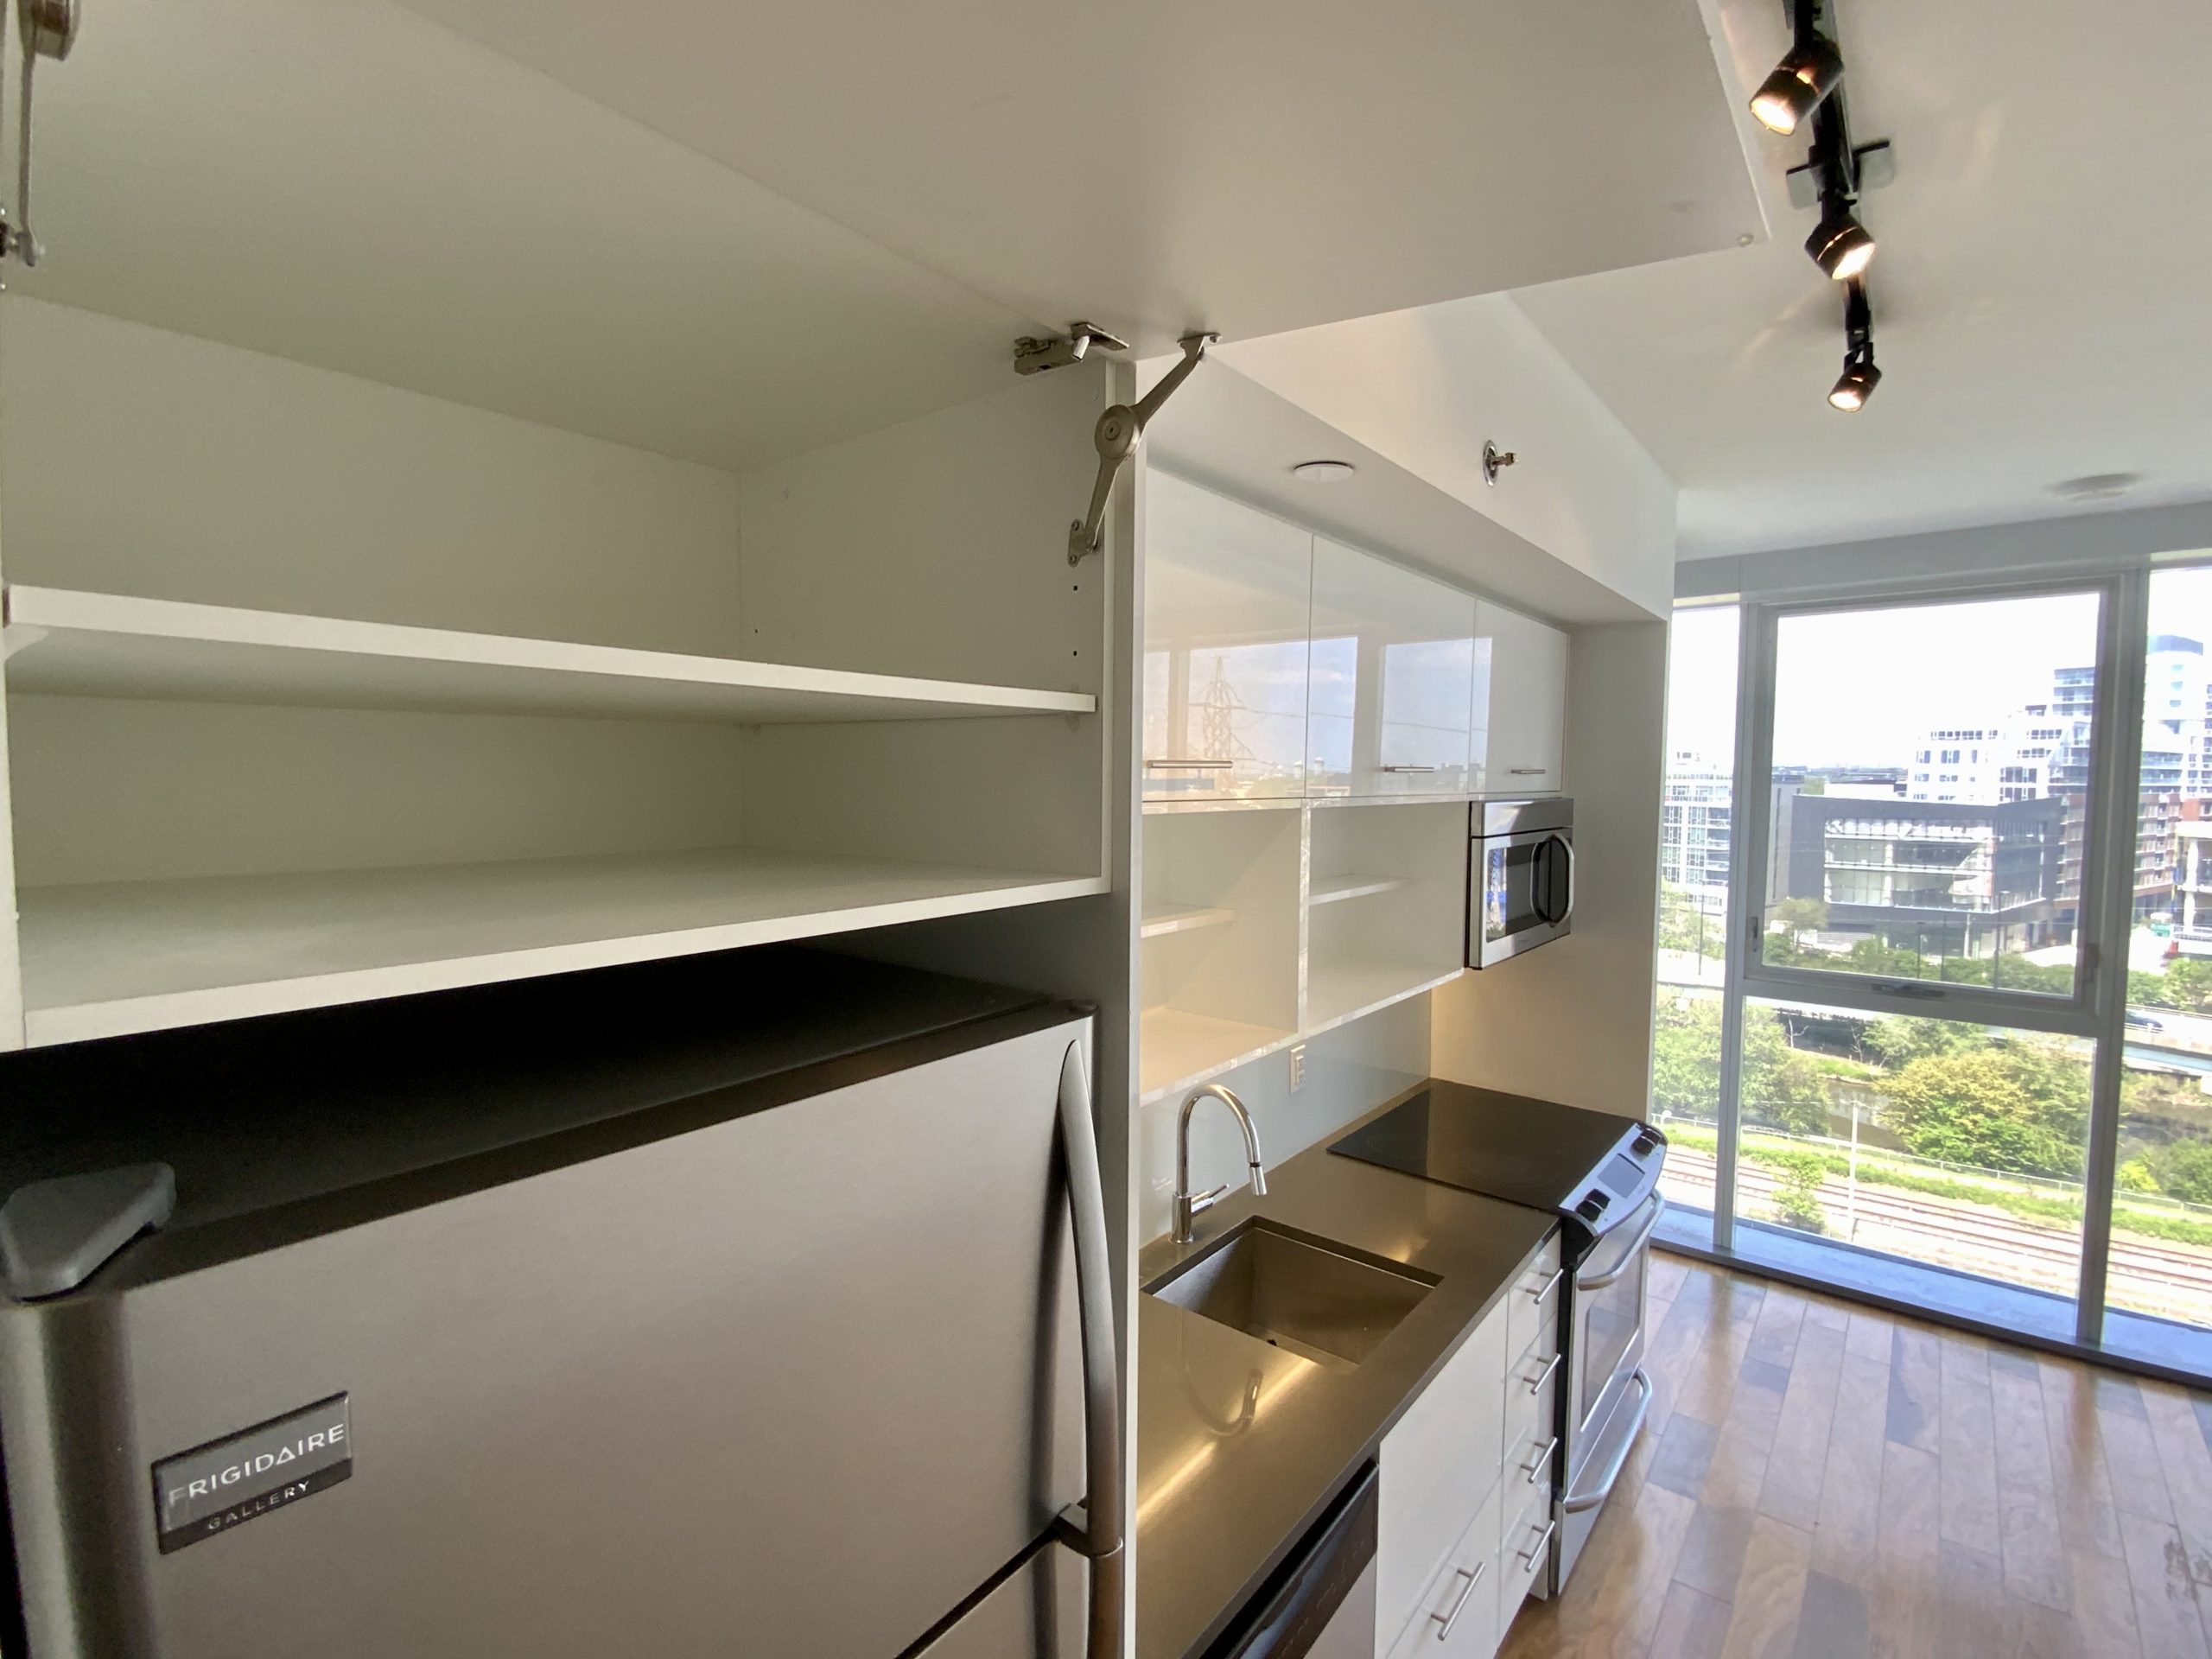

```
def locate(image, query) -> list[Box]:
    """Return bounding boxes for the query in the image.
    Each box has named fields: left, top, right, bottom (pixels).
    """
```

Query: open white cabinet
left=0, top=5, right=1119, bottom=1052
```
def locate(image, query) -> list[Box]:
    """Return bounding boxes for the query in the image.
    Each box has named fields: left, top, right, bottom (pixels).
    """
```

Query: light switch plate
left=1287, top=1044, right=1306, bottom=1093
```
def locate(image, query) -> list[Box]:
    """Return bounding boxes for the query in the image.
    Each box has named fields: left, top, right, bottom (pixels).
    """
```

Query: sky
left=1666, top=567, right=2212, bottom=772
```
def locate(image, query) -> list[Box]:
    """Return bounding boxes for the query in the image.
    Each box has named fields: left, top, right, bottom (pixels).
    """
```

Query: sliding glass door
left=1656, top=564, right=2212, bottom=1377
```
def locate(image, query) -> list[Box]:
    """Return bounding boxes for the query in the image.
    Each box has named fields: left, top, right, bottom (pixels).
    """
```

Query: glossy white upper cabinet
left=1474, top=602, right=1568, bottom=795
left=1143, top=474, right=1313, bottom=802
left=1308, top=540, right=1475, bottom=798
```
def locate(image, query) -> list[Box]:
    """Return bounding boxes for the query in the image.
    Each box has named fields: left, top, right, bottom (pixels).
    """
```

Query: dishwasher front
left=1206, top=1465, right=1378, bottom=1659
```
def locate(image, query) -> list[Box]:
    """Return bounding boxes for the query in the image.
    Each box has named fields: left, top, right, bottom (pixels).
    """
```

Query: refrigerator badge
left=150, top=1394, right=353, bottom=1554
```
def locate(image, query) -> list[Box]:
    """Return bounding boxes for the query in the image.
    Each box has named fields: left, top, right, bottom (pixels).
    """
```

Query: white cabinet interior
left=1307, top=537, right=1476, bottom=798
left=0, top=4, right=1120, bottom=1050
left=1474, top=602, right=1570, bottom=795
left=1305, top=803, right=1468, bottom=1029
left=1139, top=808, right=1303, bottom=1102
left=1142, top=472, right=1313, bottom=803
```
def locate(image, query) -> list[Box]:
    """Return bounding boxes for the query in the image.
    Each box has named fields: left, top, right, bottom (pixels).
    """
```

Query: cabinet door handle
left=1525, top=1266, right=1565, bottom=1307
left=1382, top=765, right=1438, bottom=773
left=1517, top=1518, right=1559, bottom=1569
left=1507, top=767, right=1547, bottom=775
left=1147, top=758, right=1232, bottom=770
left=1520, top=1435, right=1560, bottom=1484
left=1431, top=1561, right=1485, bottom=1640
left=1522, top=1351, right=1561, bottom=1395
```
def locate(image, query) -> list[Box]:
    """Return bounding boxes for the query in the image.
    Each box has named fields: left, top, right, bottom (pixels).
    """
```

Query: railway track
left=1662, top=1147, right=2212, bottom=1306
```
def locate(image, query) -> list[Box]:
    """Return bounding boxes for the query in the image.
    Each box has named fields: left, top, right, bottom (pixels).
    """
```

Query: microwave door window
left=1486, top=840, right=1547, bottom=944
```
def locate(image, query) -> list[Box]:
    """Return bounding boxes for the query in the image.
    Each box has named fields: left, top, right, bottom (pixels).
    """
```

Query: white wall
left=1135, top=995, right=1431, bottom=1244
left=1218, top=295, right=1679, bottom=618
left=1430, top=620, right=1668, bottom=1114
left=1679, top=499, right=2212, bottom=603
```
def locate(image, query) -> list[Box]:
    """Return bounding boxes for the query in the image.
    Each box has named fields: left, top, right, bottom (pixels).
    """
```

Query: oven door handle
left=1562, top=1368, right=1652, bottom=1515
left=1577, top=1195, right=1666, bottom=1292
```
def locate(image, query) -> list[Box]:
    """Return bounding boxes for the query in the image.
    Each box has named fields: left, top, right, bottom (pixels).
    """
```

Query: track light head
left=1805, top=201, right=1876, bottom=280
left=1828, top=348, right=1880, bottom=411
left=1751, top=37, right=1845, bottom=135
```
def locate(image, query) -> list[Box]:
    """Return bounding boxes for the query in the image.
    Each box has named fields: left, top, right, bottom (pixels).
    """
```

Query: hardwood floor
left=1499, top=1252, right=2212, bottom=1658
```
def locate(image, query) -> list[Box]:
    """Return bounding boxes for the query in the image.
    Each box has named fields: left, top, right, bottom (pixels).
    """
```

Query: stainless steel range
left=1328, top=1082, right=1666, bottom=1593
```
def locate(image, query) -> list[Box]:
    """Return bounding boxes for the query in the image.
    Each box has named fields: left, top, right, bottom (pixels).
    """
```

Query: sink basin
left=1143, top=1220, right=1438, bottom=1370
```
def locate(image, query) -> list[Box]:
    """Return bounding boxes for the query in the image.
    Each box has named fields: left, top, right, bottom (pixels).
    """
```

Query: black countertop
left=1135, top=1085, right=1559, bottom=1659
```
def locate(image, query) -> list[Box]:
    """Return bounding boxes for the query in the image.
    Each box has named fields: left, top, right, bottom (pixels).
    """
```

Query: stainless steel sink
left=1143, top=1220, right=1438, bottom=1370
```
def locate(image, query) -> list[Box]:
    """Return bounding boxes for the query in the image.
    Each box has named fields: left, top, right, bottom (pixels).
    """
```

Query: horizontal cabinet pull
left=1507, top=767, right=1547, bottom=775
left=1431, top=1561, right=1485, bottom=1640
left=1145, top=758, right=1232, bottom=770
left=1381, top=764, right=1438, bottom=773
left=1526, top=1266, right=1565, bottom=1306
left=1522, top=1351, right=1562, bottom=1395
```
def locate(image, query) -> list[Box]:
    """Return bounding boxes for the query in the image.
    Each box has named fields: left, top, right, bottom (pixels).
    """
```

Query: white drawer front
left=1377, top=1297, right=1510, bottom=1645
left=1504, top=1233, right=1562, bottom=1365
left=1497, top=1484, right=1556, bottom=1631
left=1388, top=1479, right=1503, bottom=1659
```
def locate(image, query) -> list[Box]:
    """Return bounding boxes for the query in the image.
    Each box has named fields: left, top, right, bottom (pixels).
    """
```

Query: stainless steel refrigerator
left=0, top=950, right=1121, bottom=1658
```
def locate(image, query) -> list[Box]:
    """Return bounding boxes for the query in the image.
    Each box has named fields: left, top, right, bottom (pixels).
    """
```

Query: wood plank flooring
left=1499, top=1252, right=2212, bottom=1658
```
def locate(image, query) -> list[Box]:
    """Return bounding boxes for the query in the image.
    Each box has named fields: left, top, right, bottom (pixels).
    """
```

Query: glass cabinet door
left=1308, top=537, right=1475, bottom=798
left=1142, top=474, right=1313, bottom=801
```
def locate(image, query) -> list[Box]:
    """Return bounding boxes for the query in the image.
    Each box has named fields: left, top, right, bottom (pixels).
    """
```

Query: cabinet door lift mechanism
left=0, top=0, right=80, bottom=271
left=1015, top=323, right=1217, bottom=564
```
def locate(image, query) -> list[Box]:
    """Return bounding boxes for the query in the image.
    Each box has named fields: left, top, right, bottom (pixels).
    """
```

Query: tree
left=2152, top=1140, right=2212, bottom=1205
left=2164, top=957, right=2212, bottom=1014
left=1770, top=896, right=1830, bottom=950
left=1651, top=997, right=1831, bottom=1135
left=1878, top=1042, right=2090, bottom=1179
left=1861, top=1015, right=1980, bottom=1071
left=1767, top=1148, right=1828, bottom=1232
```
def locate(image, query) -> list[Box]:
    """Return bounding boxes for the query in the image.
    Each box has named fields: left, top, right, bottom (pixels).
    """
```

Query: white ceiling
left=1509, top=0, right=2212, bottom=559
left=396, top=0, right=1765, bottom=354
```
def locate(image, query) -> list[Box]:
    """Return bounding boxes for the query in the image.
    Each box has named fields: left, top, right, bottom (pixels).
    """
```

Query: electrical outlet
left=1287, top=1044, right=1307, bottom=1094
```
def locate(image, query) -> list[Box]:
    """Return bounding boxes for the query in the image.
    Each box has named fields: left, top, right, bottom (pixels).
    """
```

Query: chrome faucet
left=1172, top=1084, right=1268, bottom=1244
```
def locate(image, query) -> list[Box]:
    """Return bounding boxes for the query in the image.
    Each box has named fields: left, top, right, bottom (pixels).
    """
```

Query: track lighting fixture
left=1827, top=279, right=1879, bottom=412
left=1751, top=36, right=1844, bottom=135
left=1805, top=198, right=1876, bottom=281
left=1756, top=0, right=1894, bottom=404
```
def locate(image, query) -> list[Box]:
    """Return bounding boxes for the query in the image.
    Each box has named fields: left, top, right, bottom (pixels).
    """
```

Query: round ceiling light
left=1291, top=460, right=1356, bottom=484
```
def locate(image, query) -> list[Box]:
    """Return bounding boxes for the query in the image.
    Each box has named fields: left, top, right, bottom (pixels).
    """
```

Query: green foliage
left=2151, top=1140, right=2212, bottom=1205
left=1877, top=1043, right=2090, bottom=1179
left=2116, top=1157, right=2161, bottom=1194
left=1657, top=883, right=1724, bottom=957
left=1770, top=896, right=1830, bottom=946
left=1767, top=1147, right=1828, bottom=1232
left=1860, top=1016, right=1979, bottom=1070
left=1650, top=997, right=1833, bottom=1135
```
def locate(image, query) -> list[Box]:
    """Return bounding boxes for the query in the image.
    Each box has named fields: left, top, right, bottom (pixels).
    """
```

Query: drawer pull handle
left=1147, top=758, right=1232, bottom=770
left=1507, top=767, right=1547, bottom=775
left=1431, top=1561, right=1486, bottom=1640
left=1522, top=1351, right=1561, bottom=1395
left=1382, top=765, right=1439, bottom=773
left=1520, top=1435, right=1560, bottom=1484
left=1517, top=1518, right=1559, bottom=1570
left=1526, top=1266, right=1565, bottom=1307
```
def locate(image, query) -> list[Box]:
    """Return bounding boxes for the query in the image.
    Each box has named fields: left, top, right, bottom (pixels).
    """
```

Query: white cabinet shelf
left=1308, top=874, right=1408, bottom=906
left=18, top=850, right=1106, bottom=1047
left=1139, top=903, right=1238, bottom=940
left=1306, top=959, right=1465, bottom=1034
left=0, top=587, right=1096, bottom=725
left=1138, top=1007, right=1298, bottom=1105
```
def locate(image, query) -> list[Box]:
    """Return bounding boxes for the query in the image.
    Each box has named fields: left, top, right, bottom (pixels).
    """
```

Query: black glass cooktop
left=1330, top=1080, right=1663, bottom=1234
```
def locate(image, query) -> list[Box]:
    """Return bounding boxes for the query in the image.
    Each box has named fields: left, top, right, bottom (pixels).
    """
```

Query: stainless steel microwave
left=1468, top=797, right=1574, bottom=968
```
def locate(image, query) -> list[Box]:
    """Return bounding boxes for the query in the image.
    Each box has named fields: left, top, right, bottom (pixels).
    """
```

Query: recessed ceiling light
left=1291, top=460, right=1356, bottom=484
left=2050, top=473, right=2144, bottom=503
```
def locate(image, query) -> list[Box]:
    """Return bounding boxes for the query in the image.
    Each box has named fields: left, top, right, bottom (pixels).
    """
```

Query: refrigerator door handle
left=1056, top=1038, right=1124, bottom=1659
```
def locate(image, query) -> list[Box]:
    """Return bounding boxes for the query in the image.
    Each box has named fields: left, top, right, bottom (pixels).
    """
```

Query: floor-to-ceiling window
left=1655, top=562, right=2212, bottom=1382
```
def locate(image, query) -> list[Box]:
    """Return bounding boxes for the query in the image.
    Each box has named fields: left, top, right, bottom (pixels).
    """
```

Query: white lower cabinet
left=1376, top=1230, right=1558, bottom=1658
left=1387, top=1481, right=1501, bottom=1658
